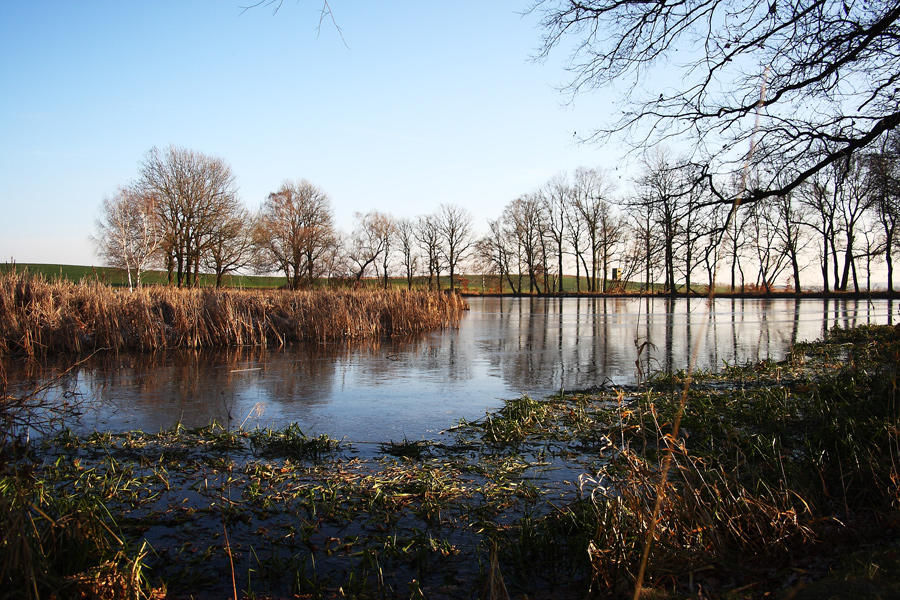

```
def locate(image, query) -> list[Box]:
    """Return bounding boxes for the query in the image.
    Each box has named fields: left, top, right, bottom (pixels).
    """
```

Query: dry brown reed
left=579, top=445, right=815, bottom=596
left=0, top=271, right=467, bottom=359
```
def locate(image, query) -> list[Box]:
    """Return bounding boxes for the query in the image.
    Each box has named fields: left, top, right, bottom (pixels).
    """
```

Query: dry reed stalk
left=0, top=272, right=467, bottom=359
left=485, top=541, right=510, bottom=600
left=582, top=445, right=814, bottom=596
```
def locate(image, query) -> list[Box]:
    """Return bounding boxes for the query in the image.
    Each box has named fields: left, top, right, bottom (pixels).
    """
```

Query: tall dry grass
left=0, top=271, right=467, bottom=359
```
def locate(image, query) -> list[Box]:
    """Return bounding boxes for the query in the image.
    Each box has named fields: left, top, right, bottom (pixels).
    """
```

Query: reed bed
left=0, top=271, right=467, bottom=359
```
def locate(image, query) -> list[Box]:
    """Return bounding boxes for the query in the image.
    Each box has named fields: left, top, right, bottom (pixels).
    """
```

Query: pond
left=15, top=296, right=896, bottom=446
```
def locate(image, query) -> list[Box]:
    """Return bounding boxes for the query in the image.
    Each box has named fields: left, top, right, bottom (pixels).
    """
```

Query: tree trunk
left=883, top=222, right=895, bottom=293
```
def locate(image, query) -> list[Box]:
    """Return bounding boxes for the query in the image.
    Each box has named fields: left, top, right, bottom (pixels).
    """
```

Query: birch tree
left=93, top=186, right=160, bottom=290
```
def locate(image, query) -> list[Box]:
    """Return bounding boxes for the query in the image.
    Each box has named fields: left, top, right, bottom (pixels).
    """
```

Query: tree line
left=478, top=134, right=900, bottom=295
left=95, top=133, right=900, bottom=294
left=93, top=0, right=900, bottom=294
left=93, top=145, right=476, bottom=290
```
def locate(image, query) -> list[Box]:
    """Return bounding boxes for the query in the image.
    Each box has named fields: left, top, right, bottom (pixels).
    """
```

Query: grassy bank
left=2, top=325, right=898, bottom=598
left=0, top=271, right=467, bottom=359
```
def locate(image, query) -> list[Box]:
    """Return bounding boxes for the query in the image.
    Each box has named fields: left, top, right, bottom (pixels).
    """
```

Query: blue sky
left=0, top=1, right=623, bottom=266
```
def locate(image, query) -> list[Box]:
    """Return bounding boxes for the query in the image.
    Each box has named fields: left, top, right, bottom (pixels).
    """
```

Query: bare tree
left=858, top=215, right=885, bottom=291
left=540, top=174, right=570, bottom=292
left=595, top=198, right=624, bottom=293
left=627, top=187, right=666, bottom=292
left=376, top=214, right=397, bottom=289
left=139, top=145, right=239, bottom=287
left=563, top=194, right=588, bottom=291
left=771, top=191, right=809, bottom=294
left=571, top=167, right=616, bottom=291
left=799, top=171, right=841, bottom=293
left=346, top=211, right=394, bottom=286
left=395, top=218, right=420, bottom=290
left=747, top=199, right=790, bottom=293
left=834, top=155, right=876, bottom=291
left=92, top=186, right=161, bottom=290
left=477, top=218, right=521, bottom=293
left=502, top=195, right=547, bottom=294
left=415, top=214, right=443, bottom=290
left=203, top=206, right=255, bottom=287
left=867, top=132, right=900, bottom=292
left=616, top=217, right=650, bottom=292
left=436, top=204, right=474, bottom=291
left=697, top=203, right=733, bottom=292
left=255, top=179, right=338, bottom=289
left=633, top=149, right=693, bottom=294
left=534, top=0, right=900, bottom=207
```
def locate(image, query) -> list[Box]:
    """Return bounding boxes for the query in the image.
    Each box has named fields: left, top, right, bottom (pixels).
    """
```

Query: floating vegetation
left=1, top=324, right=898, bottom=598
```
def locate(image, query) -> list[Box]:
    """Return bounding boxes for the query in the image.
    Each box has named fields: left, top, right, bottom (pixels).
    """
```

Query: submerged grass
left=1, top=324, right=899, bottom=598
left=0, top=271, right=468, bottom=359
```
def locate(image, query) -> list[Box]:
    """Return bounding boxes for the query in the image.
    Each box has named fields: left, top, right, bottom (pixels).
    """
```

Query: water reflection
left=7, top=297, right=894, bottom=444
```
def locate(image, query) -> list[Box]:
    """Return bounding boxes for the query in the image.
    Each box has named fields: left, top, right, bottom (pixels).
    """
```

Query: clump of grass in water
left=480, top=395, right=555, bottom=443
left=249, top=423, right=341, bottom=461
left=0, top=474, right=157, bottom=599
left=379, top=437, right=433, bottom=460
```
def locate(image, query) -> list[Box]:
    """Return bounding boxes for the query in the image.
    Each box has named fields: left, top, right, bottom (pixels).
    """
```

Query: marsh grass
left=2, top=325, right=898, bottom=598
left=379, top=438, right=434, bottom=460
left=249, top=424, right=342, bottom=461
left=0, top=271, right=467, bottom=359
left=462, top=395, right=562, bottom=444
left=0, top=446, right=158, bottom=599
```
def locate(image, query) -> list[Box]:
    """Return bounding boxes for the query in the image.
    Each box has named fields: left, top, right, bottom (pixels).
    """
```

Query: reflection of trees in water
left=472, top=297, right=863, bottom=389
left=432, top=334, right=473, bottom=383
left=254, top=343, right=343, bottom=409
left=477, top=297, right=664, bottom=389
left=81, top=346, right=331, bottom=428
left=474, top=297, right=560, bottom=389
left=317, top=331, right=475, bottom=386
left=366, top=331, right=473, bottom=384
left=14, top=341, right=403, bottom=430
left=5, top=298, right=894, bottom=434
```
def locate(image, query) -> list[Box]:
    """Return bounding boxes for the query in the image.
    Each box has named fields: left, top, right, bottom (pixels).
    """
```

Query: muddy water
left=11, top=296, right=894, bottom=443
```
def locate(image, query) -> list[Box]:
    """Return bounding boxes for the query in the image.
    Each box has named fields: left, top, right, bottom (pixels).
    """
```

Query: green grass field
left=0, top=264, right=657, bottom=293
left=1, top=263, right=774, bottom=295
left=0, top=263, right=287, bottom=289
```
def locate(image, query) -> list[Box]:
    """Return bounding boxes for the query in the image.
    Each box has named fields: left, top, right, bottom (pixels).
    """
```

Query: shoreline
left=463, top=290, right=900, bottom=300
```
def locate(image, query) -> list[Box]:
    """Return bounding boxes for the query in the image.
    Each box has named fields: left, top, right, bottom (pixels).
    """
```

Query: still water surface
left=26, top=297, right=896, bottom=444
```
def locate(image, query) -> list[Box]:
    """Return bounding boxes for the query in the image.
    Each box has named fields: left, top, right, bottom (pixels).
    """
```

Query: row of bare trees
left=519, top=0, right=900, bottom=295
left=93, top=145, right=477, bottom=290
left=474, top=132, right=900, bottom=295
left=96, top=134, right=900, bottom=294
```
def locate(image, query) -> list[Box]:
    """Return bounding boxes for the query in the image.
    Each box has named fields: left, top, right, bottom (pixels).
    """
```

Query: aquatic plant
left=249, top=424, right=342, bottom=461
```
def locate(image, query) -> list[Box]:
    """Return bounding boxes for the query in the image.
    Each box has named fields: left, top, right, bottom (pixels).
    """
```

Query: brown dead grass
left=0, top=271, right=467, bottom=359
